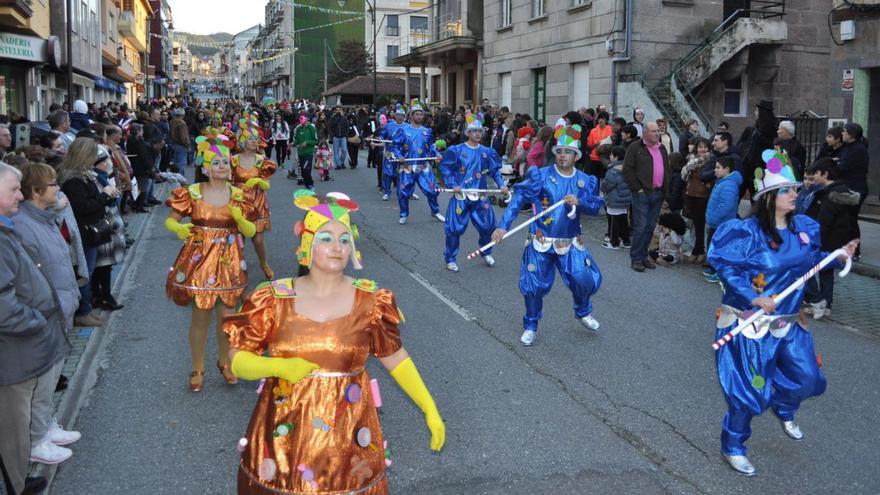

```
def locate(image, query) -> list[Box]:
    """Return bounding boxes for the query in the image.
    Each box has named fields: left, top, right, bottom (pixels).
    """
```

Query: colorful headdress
left=292, top=190, right=362, bottom=270
left=194, top=136, right=230, bottom=167
left=551, top=123, right=583, bottom=160
left=753, top=149, right=800, bottom=199
left=465, top=112, right=484, bottom=133
left=393, top=104, right=406, bottom=116
left=379, top=114, right=388, bottom=126
left=238, top=122, right=261, bottom=149
left=409, top=98, right=425, bottom=114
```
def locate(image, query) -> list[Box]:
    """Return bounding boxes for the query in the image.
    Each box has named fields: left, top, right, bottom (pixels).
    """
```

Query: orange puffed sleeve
left=224, top=285, right=276, bottom=353
left=368, top=288, right=403, bottom=358
left=259, top=157, right=278, bottom=179
left=165, top=186, right=193, bottom=218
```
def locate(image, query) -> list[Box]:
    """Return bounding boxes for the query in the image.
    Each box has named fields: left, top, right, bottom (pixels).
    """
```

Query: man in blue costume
left=439, top=112, right=508, bottom=272
left=379, top=106, right=408, bottom=202
left=709, top=150, right=858, bottom=476
left=492, top=125, right=605, bottom=346
left=396, top=100, right=443, bottom=225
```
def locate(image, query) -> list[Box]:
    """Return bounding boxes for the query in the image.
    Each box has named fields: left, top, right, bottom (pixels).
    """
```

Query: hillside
left=177, top=32, right=234, bottom=57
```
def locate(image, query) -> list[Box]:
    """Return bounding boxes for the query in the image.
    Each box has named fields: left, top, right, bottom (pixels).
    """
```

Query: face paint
left=339, top=233, right=352, bottom=245
left=315, top=232, right=335, bottom=244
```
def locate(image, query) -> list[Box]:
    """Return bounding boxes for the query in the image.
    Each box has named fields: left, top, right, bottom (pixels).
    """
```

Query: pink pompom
left=766, top=158, right=783, bottom=174
left=370, top=378, right=382, bottom=408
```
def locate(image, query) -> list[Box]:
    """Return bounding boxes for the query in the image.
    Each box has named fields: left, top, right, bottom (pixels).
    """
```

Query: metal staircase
left=649, top=1, right=788, bottom=135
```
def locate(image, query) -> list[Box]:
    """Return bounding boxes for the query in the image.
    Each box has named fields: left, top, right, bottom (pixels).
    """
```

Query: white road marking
left=409, top=272, right=474, bottom=322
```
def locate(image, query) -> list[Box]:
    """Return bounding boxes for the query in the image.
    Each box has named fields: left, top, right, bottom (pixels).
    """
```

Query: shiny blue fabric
left=439, top=143, right=504, bottom=262
left=498, top=165, right=605, bottom=331
left=397, top=124, right=440, bottom=217
left=709, top=215, right=834, bottom=456
left=379, top=121, right=407, bottom=195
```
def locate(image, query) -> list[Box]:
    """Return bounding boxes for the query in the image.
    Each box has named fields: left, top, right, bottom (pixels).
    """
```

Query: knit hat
left=94, top=144, right=110, bottom=166
left=753, top=149, right=800, bottom=199
left=73, top=99, right=88, bottom=114
left=551, top=123, right=583, bottom=160
left=292, top=190, right=362, bottom=270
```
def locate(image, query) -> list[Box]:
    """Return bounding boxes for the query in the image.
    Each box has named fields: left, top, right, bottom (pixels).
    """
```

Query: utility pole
left=66, top=0, right=73, bottom=104
left=323, top=38, right=328, bottom=95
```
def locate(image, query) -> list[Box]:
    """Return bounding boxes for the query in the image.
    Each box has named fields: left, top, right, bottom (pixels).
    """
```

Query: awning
left=93, top=76, right=126, bottom=94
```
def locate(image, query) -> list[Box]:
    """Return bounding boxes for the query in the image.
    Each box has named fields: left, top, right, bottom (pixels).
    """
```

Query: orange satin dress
left=232, top=154, right=278, bottom=233
left=224, top=279, right=402, bottom=495
left=165, top=184, right=253, bottom=309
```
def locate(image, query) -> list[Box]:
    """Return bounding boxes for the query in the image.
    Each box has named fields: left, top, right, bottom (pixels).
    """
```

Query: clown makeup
left=774, top=186, right=798, bottom=214
left=310, top=222, right=353, bottom=273
left=206, top=155, right=231, bottom=180
left=245, top=134, right=260, bottom=152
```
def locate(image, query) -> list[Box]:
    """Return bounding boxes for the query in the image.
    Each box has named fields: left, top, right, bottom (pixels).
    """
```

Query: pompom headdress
left=194, top=136, right=230, bottom=167
left=753, top=149, right=800, bottom=199
left=551, top=124, right=583, bottom=160
left=465, top=111, right=484, bottom=133
left=409, top=98, right=425, bottom=114
left=292, top=190, right=362, bottom=270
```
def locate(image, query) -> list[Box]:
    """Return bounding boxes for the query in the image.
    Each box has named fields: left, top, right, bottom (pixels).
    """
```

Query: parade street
left=47, top=151, right=880, bottom=495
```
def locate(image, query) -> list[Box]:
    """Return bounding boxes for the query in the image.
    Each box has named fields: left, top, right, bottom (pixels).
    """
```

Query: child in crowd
left=513, top=127, right=535, bottom=178
left=314, top=139, right=334, bottom=181
left=703, top=156, right=743, bottom=282
left=650, top=212, right=686, bottom=264
left=599, top=145, right=631, bottom=249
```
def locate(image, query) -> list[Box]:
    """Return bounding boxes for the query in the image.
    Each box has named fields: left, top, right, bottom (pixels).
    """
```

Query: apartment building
left=0, top=0, right=57, bottom=120
left=48, top=0, right=103, bottom=108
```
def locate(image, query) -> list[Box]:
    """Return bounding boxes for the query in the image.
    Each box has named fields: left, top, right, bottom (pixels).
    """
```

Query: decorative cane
left=466, top=199, right=577, bottom=260
left=396, top=157, right=439, bottom=162
left=436, top=188, right=513, bottom=203
left=366, top=138, right=392, bottom=143
left=712, top=248, right=853, bottom=351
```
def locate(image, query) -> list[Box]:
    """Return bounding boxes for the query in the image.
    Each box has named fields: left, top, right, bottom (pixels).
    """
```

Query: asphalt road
left=50, top=153, right=880, bottom=494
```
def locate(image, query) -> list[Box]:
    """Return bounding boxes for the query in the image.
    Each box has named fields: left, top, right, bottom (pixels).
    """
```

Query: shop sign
left=842, top=69, right=854, bottom=92
left=0, top=32, right=48, bottom=63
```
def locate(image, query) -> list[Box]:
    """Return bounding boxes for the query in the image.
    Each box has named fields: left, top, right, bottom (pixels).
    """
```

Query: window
left=723, top=74, right=747, bottom=116
left=91, top=10, right=98, bottom=46
left=571, top=62, right=590, bottom=110
left=410, top=16, right=428, bottom=33
left=571, top=0, right=590, bottom=5
left=386, top=44, right=399, bottom=65
left=532, top=0, right=546, bottom=18
left=500, top=72, right=512, bottom=109
left=71, top=1, right=78, bottom=33
left=108, top=12, right=116, bottom=41
left=386, top=15, right=399, bottom=37
left=500, top=0, right=512, bottom=27
left=80, top=2, right=88, bottom=40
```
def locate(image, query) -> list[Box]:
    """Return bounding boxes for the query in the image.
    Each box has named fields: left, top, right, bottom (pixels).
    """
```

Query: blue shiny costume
left=379, top=120, right=408, bottom=196
left=397, top=124, right=441, bottom=218
left=709, top=215, right=836, bottom=456
left=439, top=143, right=504, bottom=263
left=499, top=165, right=604, bottom=332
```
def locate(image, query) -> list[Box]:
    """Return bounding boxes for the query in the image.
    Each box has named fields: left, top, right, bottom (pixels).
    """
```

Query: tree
left=326, top=40, right=372, bottom=89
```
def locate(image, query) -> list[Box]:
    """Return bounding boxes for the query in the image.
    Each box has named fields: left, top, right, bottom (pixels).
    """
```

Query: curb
left=31, top=185, right=169, bottom=491
left=852, top=261, right=880, bottom=280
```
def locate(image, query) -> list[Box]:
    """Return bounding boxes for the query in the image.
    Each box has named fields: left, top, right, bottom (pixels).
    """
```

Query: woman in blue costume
left=492, top=124, right=605, bottom=347
left=708, top=151, right=858, bottom=476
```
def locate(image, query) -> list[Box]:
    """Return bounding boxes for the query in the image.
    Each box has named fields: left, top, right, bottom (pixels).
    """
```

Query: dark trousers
left=91, top=265, right=114, bottom=302
left=134, top=175, right=153, bottom=209
left=685, top=196, right=709, bottom=255
left=347, top=143, right=360, bottom=168
left=607, top=212, right=630, bottom=246
left=851, top=193, right=867, bottom=256
left=630, top=190, right=664, bottom=262
left=299, top=154, right=314, bottom=188
left=274, top=139, right=289, bottom=165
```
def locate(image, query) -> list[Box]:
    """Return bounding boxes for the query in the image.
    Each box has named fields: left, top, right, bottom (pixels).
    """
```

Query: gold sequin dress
left=165, top=184, right=253, bottom=309
left=224, top=278, right=401, bottom=495
left=232, top=154, right=278, bottom=233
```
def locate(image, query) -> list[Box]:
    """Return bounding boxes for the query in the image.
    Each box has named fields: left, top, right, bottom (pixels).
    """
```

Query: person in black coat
left=776, top=120, right=807, bottom=178
left=836, top=123, right=869, bottom=257
left=131, top=135, right=164, bottom=211
left=741, top=100, right=777, bottom=195
left=678, top=120, right=700, bottom=156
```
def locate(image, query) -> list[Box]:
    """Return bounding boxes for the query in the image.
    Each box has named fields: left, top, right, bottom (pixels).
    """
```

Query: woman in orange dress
left=232, top=124, right=278, bottom=279
left=224, top=190, right=445, bottom=495
left=165, top=137, right=257, bottom=392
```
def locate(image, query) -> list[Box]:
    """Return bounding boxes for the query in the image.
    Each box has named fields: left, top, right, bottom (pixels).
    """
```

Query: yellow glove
left=164, top=217, right=194, bottom=241
left=390, top=357, right=445, bottom=451
left=244, top=177, right=271, bottom=191
left=230, top=351, right=319, bottom=383
left=228, top=205, right=256, bottom=238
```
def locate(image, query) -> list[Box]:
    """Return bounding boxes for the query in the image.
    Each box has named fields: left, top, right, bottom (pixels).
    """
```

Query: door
left=533, top=68, right=546, bottom=124
left=448, top=72, right=457, bottom=108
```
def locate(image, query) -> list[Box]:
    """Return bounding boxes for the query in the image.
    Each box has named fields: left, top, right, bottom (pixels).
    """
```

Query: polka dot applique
left=527, top=263, right=536, bottom=272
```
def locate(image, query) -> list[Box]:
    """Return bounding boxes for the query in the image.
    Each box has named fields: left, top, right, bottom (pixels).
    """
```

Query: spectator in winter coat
left=69, top=100, right=92, bottom=132
left=705, top=156, right=742, bottom=236
left=679, top=120, right=699, bottom=156
left=527, top=126, right=553, bottom=168
left=599, top=145, right=632, bottom=249
left=699, top=131, right=743, bottom=186
left=836, top=123, right=869, bottom=258
left=587, top=111, right=613, bottom=178
left=801, top=158, right=860, bottom=318
left=776, top=120, right=806, bottom=177
left=328, top=106, right=349, bottom=169
left=657, top=118, right=675, bottom=154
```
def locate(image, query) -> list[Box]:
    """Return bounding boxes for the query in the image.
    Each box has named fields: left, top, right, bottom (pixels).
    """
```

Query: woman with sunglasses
left=708, top=150, right=858, bottom=477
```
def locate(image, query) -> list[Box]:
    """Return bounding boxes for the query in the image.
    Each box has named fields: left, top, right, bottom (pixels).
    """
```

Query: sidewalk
left=853, top=219, right=880, bottom=279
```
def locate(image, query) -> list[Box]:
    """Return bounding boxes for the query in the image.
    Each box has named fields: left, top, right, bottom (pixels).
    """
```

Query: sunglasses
left=778, top=186, right=800, bottom=195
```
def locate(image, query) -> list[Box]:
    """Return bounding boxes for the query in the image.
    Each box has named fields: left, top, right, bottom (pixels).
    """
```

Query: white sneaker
left=601, top=241, right=620, bottom=250
left=446, top=262, right=460, bottom=272
left=412, top=193, right=421, bottom=200
left=433, top=213, right=446, bottom=222
left=49, top=421, right=81, bottom=446
left=30, top=440, right=72, bottom=465
left=809, top=300, right=828, bottom=320
left=579, top=314, right=600, bottom=331
left=382, top=194, right=389, bottom=201
left=520, top=330, right=537, bottom=346
left=398, top=217, right=407, bottom=225
left=483, top=255, right=495, bottom=267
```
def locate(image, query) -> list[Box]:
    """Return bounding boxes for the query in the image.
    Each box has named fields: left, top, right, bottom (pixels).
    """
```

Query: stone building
left=480, top=0, right=833, bottom=147
left=827, top=0, right=879, bottom=204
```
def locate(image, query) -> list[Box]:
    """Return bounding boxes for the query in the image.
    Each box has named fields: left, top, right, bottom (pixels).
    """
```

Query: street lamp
left=339, top=0, right=377, bottom=108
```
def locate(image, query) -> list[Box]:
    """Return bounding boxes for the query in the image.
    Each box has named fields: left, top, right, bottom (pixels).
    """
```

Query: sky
left=167, top=0, right=267, bottom=35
